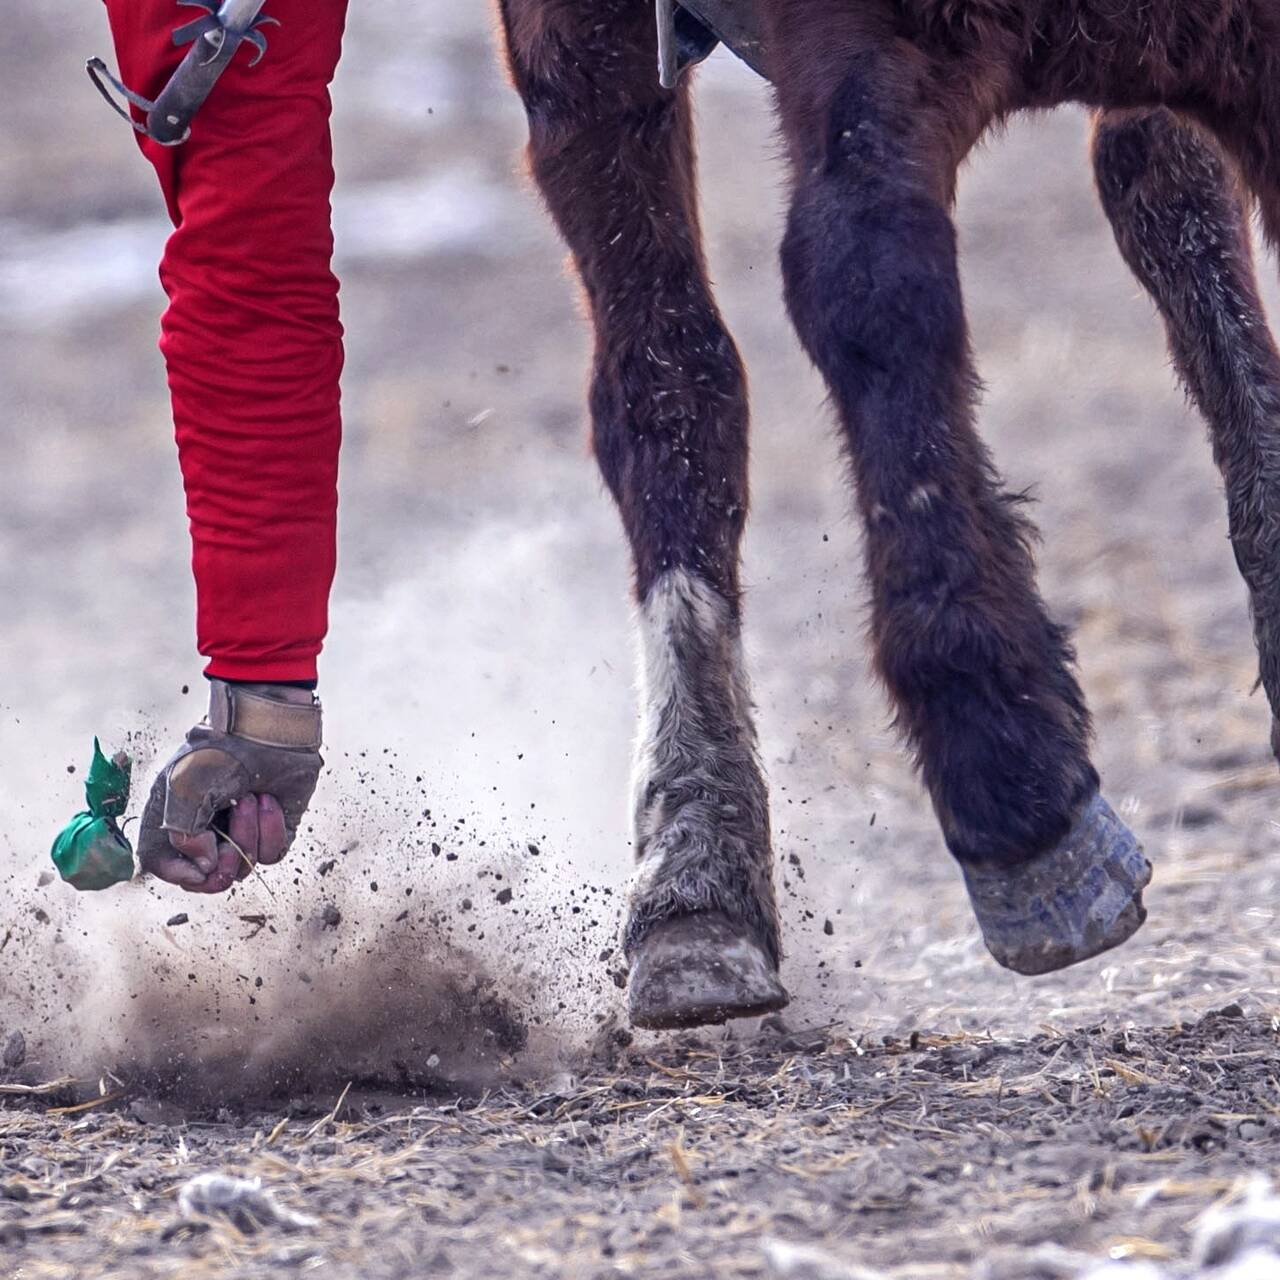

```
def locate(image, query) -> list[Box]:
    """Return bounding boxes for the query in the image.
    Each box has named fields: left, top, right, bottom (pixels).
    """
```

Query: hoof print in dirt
left=963, top=792, right=1152, bottom=977
left=627, top=912, right=789, bottom=1031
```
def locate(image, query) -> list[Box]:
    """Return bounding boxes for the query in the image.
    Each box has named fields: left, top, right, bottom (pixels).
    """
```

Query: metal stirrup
left=86, top=0, right=277, bottom=147
left=655, top=0, right=770, bottom=87
left=656, top=0, right=723, bottom=89
left=656, top=0, right=678, bottom=88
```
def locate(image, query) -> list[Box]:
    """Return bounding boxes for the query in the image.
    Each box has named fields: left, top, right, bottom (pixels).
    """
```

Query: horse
left=495, top=0, right=1280, bottom=1029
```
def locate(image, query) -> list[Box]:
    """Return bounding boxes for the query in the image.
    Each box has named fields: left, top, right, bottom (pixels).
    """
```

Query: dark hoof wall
left=628, top=912, right=789, bottom=1031
left=962, top=793, right=1152, bottom=977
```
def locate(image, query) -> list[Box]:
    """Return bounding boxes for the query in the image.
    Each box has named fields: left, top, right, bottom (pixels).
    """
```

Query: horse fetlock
left=918, top=682, right=1098, bottom=872
left=629, top=765, right=777, bottom=968
left=625, top=783, right=784, bottom=1028
left=629, top=791, right=775, bottom=923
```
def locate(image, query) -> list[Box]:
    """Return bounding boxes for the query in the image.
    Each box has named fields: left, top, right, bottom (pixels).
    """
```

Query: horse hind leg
left=1093, top=108, right=1280, bottom=760
left=498, top=0, right=786, bottom=1028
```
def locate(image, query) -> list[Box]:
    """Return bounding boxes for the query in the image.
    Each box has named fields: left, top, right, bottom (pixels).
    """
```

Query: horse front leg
left=769, top=7, right=1151, bottom=975
left=498, top=0, right=786, bottom=1028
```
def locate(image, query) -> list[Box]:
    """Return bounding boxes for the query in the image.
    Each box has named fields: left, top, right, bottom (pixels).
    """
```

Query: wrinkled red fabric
left=104, top=0, right=348, bottom=682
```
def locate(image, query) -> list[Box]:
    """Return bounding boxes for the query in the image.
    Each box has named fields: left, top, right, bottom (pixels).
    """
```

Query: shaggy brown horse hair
left=495, top=0, right=1280, bottom=1024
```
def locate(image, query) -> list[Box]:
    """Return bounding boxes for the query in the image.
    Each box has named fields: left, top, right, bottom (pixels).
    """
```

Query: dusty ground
left=4, top=1, right=1280, bottom=1277
left=5, top=1009, right=1280, bottom=1279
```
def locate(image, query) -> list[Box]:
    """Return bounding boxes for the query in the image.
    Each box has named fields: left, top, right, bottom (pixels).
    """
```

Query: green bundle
left=51, top=740, right=135, bottom=891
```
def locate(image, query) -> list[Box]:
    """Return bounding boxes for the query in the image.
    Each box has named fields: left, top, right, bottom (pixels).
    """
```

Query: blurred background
left=2, top=0, right=1278, bottom=1076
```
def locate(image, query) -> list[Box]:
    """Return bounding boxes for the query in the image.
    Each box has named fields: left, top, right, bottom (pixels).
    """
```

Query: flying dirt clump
left=0, top=747, right=622, bottom=1101
left=1, top=1032, right=25, bottom=1071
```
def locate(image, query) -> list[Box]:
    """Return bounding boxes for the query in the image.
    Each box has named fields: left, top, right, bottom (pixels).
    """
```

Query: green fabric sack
left=51, top=739, right=135, bottom=891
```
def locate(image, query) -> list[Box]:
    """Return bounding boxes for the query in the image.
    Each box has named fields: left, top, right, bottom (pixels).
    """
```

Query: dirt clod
left=2, top=1032, right=25, bottom=1070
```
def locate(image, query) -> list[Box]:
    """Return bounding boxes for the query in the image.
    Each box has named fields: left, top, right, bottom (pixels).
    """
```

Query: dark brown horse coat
left=496, top=0, right=1280, bottom=1027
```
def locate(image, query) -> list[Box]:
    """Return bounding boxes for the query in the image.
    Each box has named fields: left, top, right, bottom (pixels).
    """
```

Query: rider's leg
left=104, top=0, right=348, bottom=684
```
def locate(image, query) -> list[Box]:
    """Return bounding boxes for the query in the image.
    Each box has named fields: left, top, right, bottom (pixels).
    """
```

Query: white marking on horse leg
left=631, top=569, right=751, bottom=867
left=625, top=569, right=779, bottom=959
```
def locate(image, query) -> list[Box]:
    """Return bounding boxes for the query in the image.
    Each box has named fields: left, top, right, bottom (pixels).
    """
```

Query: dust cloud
left=0, top=542, right=635, bottom=1094
left=0, top=0, right=644, bottom=1090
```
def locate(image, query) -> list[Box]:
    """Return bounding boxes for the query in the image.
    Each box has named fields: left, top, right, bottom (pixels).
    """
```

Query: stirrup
left=87, top=0, right=278, bottom=146
left=655, top=0, right=722, bottom=89
left=655, top=0, right=770, bottom=88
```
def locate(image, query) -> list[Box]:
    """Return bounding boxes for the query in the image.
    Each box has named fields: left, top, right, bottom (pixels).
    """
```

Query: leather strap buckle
left=207, top=680, right=323, bottom=751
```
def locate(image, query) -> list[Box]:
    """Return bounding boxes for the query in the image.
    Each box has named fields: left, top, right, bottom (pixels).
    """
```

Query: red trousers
left=105, top=0, right=348, bottom=683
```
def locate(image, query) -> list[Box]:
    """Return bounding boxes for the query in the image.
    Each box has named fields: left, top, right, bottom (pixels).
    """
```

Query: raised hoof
left=961, top=793, right=1152, bottom=977
left=627, top=912, right=789, bottom=1031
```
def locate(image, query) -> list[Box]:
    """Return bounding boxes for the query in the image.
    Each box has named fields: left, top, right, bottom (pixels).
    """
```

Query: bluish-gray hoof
left=961, top=793, right=1152, bottom=976
left=628, top=912, right=789, bottom=1031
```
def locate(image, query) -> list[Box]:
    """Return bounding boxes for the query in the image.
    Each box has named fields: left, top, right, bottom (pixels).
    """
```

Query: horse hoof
left=961, top=792, right=1152, bottom=976
left=627, top=912, right=789, bottom=1031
